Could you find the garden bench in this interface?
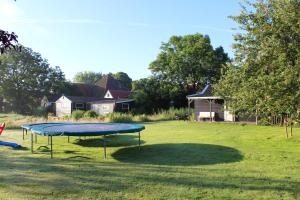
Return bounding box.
[198,112,215,121]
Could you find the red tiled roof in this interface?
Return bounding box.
[65,96,105,102]
[108,90,131,99]
[95,75,129,90]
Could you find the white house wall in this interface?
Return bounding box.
[91,102,115,115]
[55,96,72,117]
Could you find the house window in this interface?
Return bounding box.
[75,103,84,109]
[122,103,129,110]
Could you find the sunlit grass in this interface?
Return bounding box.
[1,121,300,199]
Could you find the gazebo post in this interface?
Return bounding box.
[209,99,212,122]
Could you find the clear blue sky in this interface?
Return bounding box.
[0,0,242,81]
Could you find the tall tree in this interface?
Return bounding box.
[215,0,300,128]
[112,72,132,90]
[0,47,66,114]
[73,71,102,84]
[131,76,170,114]
[149,33,229,93]
[0,30,19,54]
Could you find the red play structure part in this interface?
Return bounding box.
[0,123,5,135]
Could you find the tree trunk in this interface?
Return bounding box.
[285,124,288,138]
[285,116,289,138]
[290,122,293,137]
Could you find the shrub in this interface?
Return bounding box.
[97,115,105,121]
[107,113,133,123]
[135,114,151,122]
[32,106,48,117]
[71,110,85,120]
[154,108,189,121]
[48,112,55,117]
[63,114,70,120]
[83,110,98,118]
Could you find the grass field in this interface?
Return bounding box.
[0,121,300,199]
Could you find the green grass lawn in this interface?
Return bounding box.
[1,121,300,199]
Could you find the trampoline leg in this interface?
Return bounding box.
[50,136,53,159]
[48,136,50,145]
[26,129,27,135]
[68,136,70,143]
[103,136,107,160]
[35,134,37,144]
[30,132,33,153]
[138,132,141,150]
[22,129,25,140]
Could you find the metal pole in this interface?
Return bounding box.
[48,136,50,145]
[50,136,53,159]
[103,136,106,159]
[138,132,141,150]
[30,132,33,153]
[26,129,27,135]
[22,129,25,140]
[209,100,212,122]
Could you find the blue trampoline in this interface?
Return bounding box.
[22,123,145,159]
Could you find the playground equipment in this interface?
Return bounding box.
[22,123,145,159]
[0,123,21,148]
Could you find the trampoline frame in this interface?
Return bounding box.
[22,123,144,159]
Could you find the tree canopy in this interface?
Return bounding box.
[215,0,300,124]
[149,33,229,93]
[73,71,103,84]
[0,30,19,54]
[130,33,229,113]
[0,47,66,114]
[111,72,132,90]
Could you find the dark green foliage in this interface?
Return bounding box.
[71,110,85,120]
[32,106,48,117]
[132,33,229,113]
[0,29,18,54]
[111,72,132,90]
[0,47,66,114]
[149,33,229,93]
[131,77,170,114]
[215,0,300,124]
[83,110,98,118]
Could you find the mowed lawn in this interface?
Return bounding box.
[1,121,300,200]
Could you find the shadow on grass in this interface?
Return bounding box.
[74,135,145,147]
[112,143,243,166]
[0,154,299,197]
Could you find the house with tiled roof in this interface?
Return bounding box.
[54,75,133,117]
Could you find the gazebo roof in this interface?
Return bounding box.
[187,84,223,100]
